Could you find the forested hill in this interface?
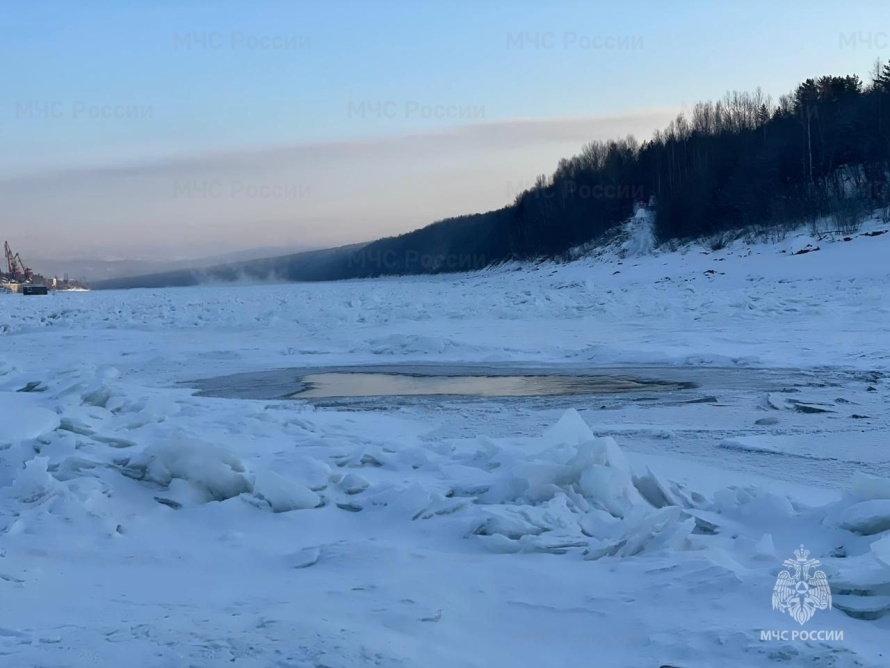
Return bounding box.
[97,63,890,289]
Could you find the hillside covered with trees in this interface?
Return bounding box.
[97,62,890,289]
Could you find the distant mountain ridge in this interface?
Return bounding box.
[36,245,315,283]
[93,243,370,289]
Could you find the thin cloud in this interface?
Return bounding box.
[1,110,676,260]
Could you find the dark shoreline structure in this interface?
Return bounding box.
[97,64,890,290]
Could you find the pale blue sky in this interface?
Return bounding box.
[3,0,889,259]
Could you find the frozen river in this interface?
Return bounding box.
[1,222,889,665]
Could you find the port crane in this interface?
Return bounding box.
[3,241,33,282]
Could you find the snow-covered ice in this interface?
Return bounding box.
[1,219,890,666]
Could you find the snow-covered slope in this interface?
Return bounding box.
[1,217,889,666]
